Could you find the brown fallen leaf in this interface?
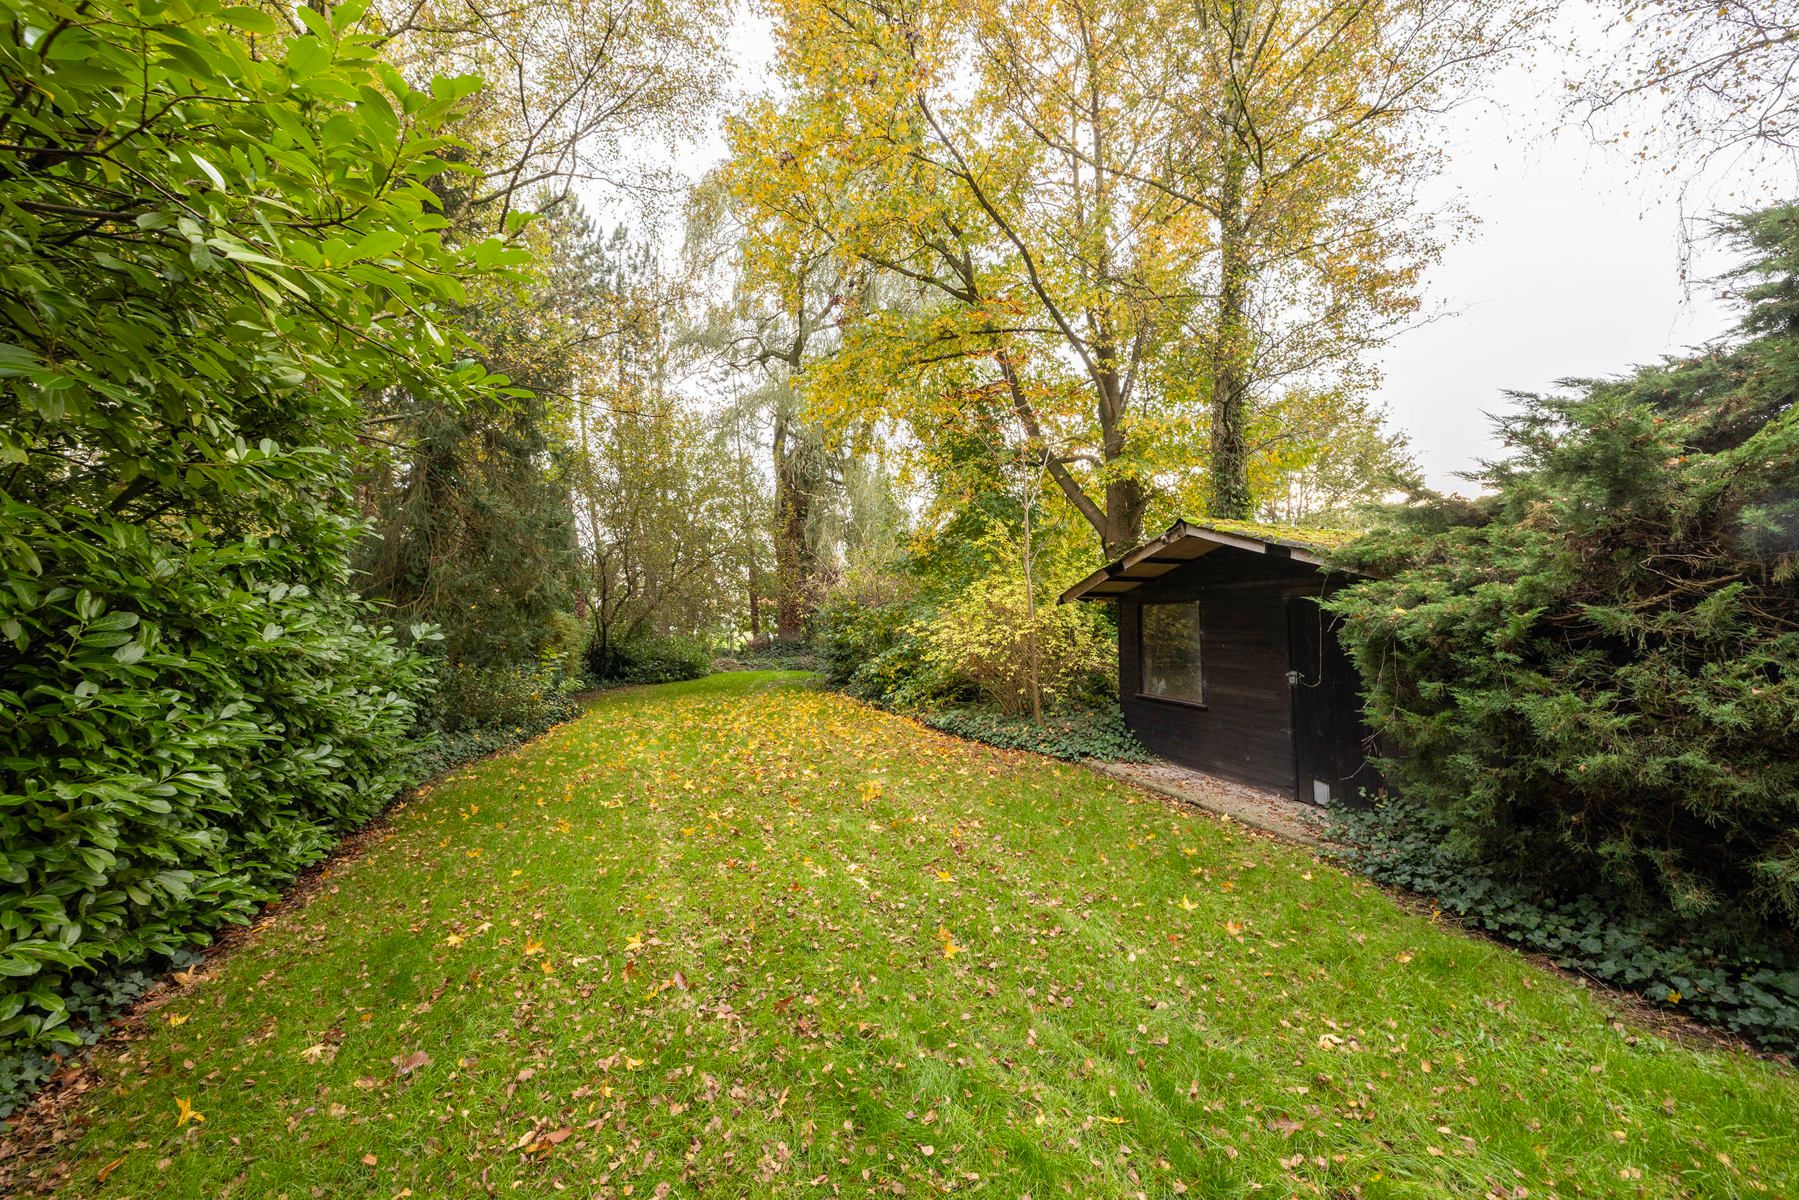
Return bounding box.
[773,994,795,1014]
[362,1153,378,1166]
[96,1158,126,1183]
[392,1049,430,1076]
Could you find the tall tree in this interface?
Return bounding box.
[691,179,851,637]
[354,208,594,667]
[568,229,744,666]
[727,0,1196,557]
[728,0,1528,548]
[350,0,726,667]
[1148,0,1534,517]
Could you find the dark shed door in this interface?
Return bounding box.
[1286,595,1380,806]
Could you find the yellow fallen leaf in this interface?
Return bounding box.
[174,1097,203,1126]
[1176,897,1197,912]
[166,1012,189,1026]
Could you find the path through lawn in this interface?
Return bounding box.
[11,672,1798,1197]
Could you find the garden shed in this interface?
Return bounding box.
[1061,520,1381,806]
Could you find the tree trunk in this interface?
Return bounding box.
[1102,475,1147,560]
[1208,97,1254,520]
[772,407,811,640]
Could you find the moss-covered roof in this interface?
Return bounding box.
[1059,518,1365,603]
[1180,519,1361,555]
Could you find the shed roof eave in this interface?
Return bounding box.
[1058,520,1360,603]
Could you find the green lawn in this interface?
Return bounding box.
[14,672,1798,1197]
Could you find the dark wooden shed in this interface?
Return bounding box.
[1061,520,1381,806]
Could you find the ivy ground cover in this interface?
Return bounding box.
[8,672,1796,1197]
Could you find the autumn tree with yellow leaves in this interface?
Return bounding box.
[725,0,1535,545]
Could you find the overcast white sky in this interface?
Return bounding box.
[681,9,1791,494]
[1371,47,1788,492]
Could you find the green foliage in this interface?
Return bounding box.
[586,633,713,686]
[922,705,1148,763]
[1332,801,1799,1052]
[432,662,577,734]
[356,208,593,674]
[716,639,825,673]
[0,0,518,1069]
[0,503,434,1054]
[817,592,964,711]
[407,703,577,785]
[922,573,1113,716]
[1330,207,1799,940]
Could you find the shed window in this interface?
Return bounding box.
[1139,601,1204,704]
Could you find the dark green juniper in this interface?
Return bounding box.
[1330,207,1799,1046]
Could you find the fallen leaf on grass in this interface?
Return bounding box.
[174,1097,203,1126]
[392,1049,430,1076]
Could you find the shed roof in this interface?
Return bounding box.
[1059,519,1360,603]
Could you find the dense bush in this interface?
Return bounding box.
[0,0,516,1093]
[408,701,578,783]
[1331,208,1799,942]
[817,592,965,710]
[922,573,1113,715]
[1333,801,1799,1052]
[0,505,435,1058]
[433,661,577,734]
[922,706,1148,762]
[586,633,713,686]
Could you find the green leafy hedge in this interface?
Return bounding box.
[0,505,433,1056]
[0,0,520,1106]
[1332,801,1799,1052]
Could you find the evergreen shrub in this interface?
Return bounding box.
[0,0,520,1106]
[1330,207,1799,950]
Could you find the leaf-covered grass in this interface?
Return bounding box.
[14,672,1797,1197]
